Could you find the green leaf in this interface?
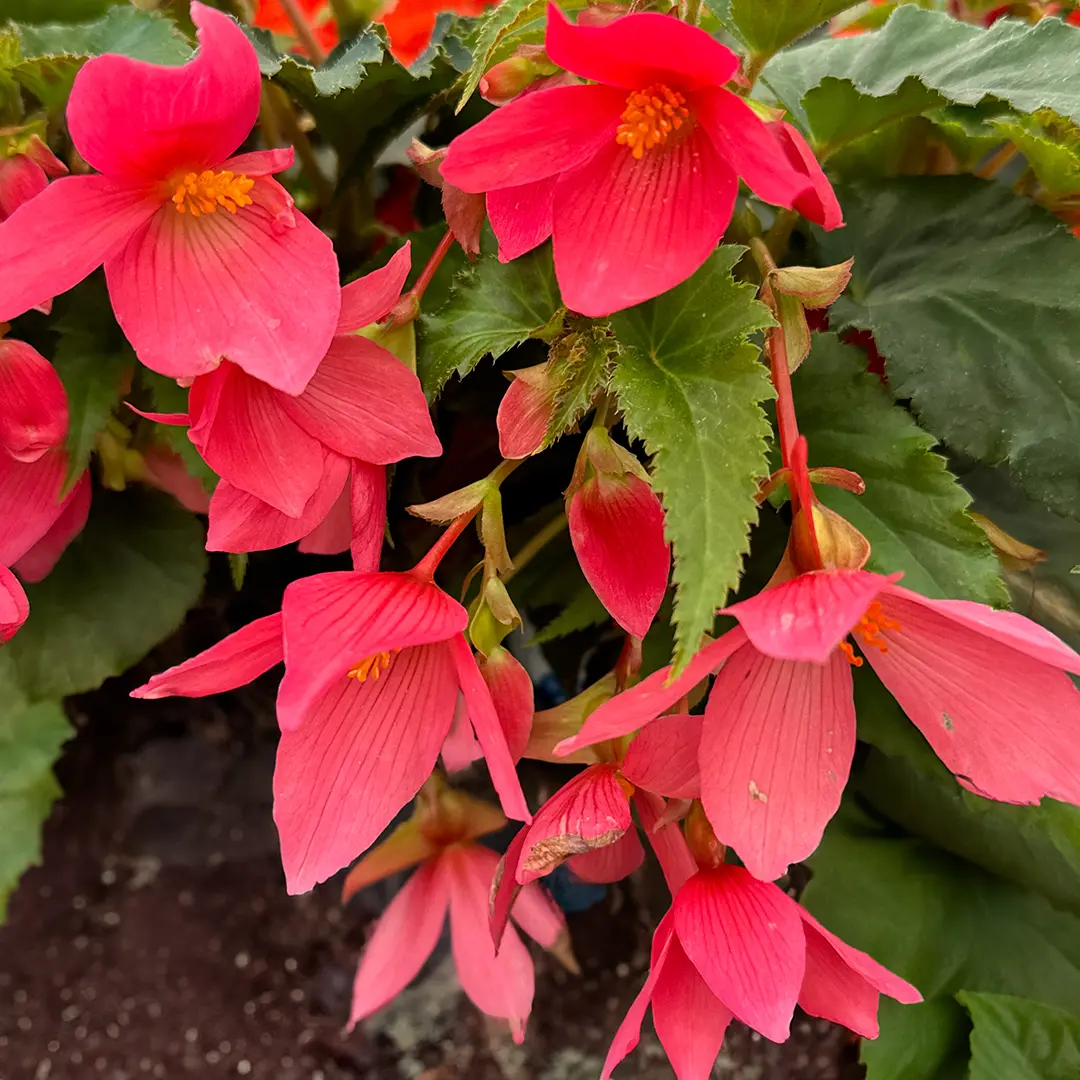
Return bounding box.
[960,992,1080,1080]
[455,0,546,111]
[992,111,1080,195]
[0,691,71,921]
[609,248,775,670]
[529,584,609,645]
[228,552,248,591]
[542,324,615,449]
[764,4,1080,151]
[6,490,207,699]
[730,0,861,60]
[861,998,971,1080]
[1,0,123,20]
[418,241,563,399]
[8,6,189,111]
[818,177,1080,520]
[793,333,1003,604]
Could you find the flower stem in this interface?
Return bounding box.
[277,0,328,64]
[391,228,456,325]
[503,512,569,584]
[976,142,1018,180]
[413,508,481,581]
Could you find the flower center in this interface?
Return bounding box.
[171,169,254,217]
[839,600,901,667]
[615,84,689,159]
[347,650,396,682]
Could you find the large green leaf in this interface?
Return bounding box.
[0,680,71,921]
[960,992,1080,1080]
[8,6,189,111]
[6,490,207,699]
[793,333,1003,604]
[418,240,563,399]
[764,4,1080,151]
[818,177,1080,520]
[609,248,775,670]
[730,0,861,60]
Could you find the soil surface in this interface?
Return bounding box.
[0,601,865,1080]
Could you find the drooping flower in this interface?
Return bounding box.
[441,4,835,316]
[496,362,557,459]
[343,778,572,1044]
[567,426,670,639]
[0,3,339,395]
[132,559,531,893]
[134,245,439,565]
[605,862,920,1077]
[557,568,1080,882]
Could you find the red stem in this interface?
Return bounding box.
[412,228,456,305]
[412,507,479,582]
[767,326,801,491]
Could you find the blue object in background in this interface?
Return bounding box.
[546,863,607,913]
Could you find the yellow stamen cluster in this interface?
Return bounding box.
[347,650,395,683]
[840,600,902,667]
[172,169,254,216]
[615,84,689,159]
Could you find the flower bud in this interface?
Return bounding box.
[497,362,557,459]
[480,56,540,105]
[0,338,69,463]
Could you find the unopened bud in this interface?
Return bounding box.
[480,56,540,105]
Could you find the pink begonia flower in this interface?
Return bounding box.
[0,564,29,643]
[0,339,69,463]
[135,245,437,566]
[0,3,339,395]
[567,427,670,639]
[132,567,531,893]
[497,363,557,459]
[605,863,920,1076]
[476,645,535,763]
[558,568,1080,882]
[441,4,835,316]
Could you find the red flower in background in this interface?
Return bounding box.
[253,0,340,55]
[442,4,837,316]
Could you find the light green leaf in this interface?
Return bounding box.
[794,333,1004,604]
[861,998,971,1080]
[228,552,248,591]
[609,248,775,671]
[730,0,861,60]
[6,490,207,699]
[961,992,1080,1080]
[543,324,615,449]
[0,691,71,921]
[818,177,1080,520]
[764,4,1080,151]
[418,241,563,399]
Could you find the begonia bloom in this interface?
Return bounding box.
[558,569,1080,882]
[497,363,557,459]
[0,3,339,395]
[605,864,920,1077]
[441,4,834,316]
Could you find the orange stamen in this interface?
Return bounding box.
[172,169,254,217]
[840,600,901,667]
[615,84,690,159]
[347,650,395,682]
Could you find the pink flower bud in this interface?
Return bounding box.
[480,56,540,106]
[0,338,69,463]
[477,646,534,763]
[497,363,556,459]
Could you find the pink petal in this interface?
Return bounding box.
[445,844,535,1042]
[621,711,703,799]
[634,789,698,896]
[274,641,459,893]
[222,148,295,177]
[12,472,91,582]
[652,930,733,1080]
[337,243,411,334]
[105,180,340,395]
[0,564,29,643]
[552,128,738,317]
[205,453,350,553]
[280,335,441,464]
[487,178,557,263]
[441,84,626,193]
[0,156,48,221]
[67,1,260,182]
[555,628,747,756]
[347,461,388,572]
[0,448,68,565]
[771,122,843,230]
[450,635,532,823]
[568,472,670,637]
[601,914,676,1080]
[278,570,467,732]
[673,866,805,1043]
[130,613,284,700]
[0,175,158,321]
[797,908,921,1038]
[188,363,324,517]
[476,647,534,763]
[126,405,190,425]
[700,646,855,882]
[695,87,814,213]
[0,339,68,463]
[140,445,211,514]
[441,695,483,773]
[568,827,644,883]
[510,879,568,950]
[497,363,555,458]
[515,763,631,883]
[442,184,486,257]
[884,583,1080,675]
[544,4,739,91]
[490,826,529,950]
[724,569,897,664]
[347,858,449,1028]
[297,480,351,556]
[865,592,1080,805]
